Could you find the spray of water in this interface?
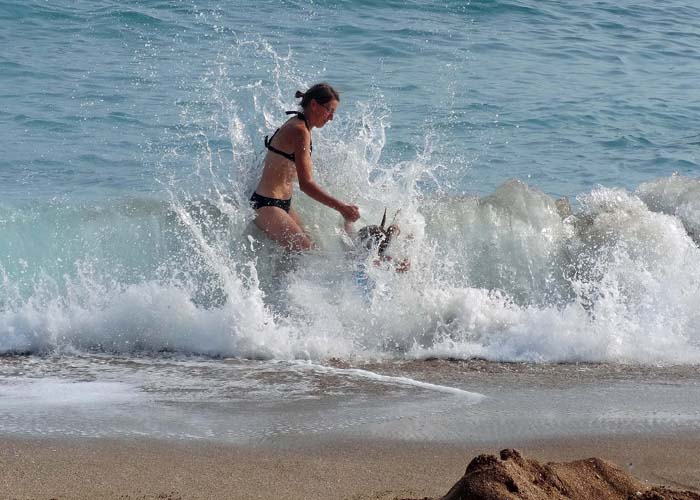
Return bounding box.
[1,38,699,364]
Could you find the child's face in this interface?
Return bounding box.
[378,225,400,256]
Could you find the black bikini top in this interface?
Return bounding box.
[264,111,313,162]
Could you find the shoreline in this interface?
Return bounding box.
[3,357,700,499]
[2,432,699,500]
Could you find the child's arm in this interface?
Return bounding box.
[372,255,411,273]
[394,258,411,273]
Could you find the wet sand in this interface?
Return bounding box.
[2,358,700,499]
[1,433,699,500]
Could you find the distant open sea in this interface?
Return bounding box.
[1,0,700,441]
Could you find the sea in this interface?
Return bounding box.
[1,0,700,444]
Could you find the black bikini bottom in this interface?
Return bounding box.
[249,191,292,213]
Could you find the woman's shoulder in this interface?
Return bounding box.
[283,115,309,133]
[279,117,310,146]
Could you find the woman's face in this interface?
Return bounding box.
[312,98,338,128]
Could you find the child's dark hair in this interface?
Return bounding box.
[357,224,400,257]
[295,83,340,109]
[357,209,401,257]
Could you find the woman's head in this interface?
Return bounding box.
[295,83,340,108]
[295,83,339,128]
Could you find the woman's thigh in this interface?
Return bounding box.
[288,207,303,228]
[254,206,314,251]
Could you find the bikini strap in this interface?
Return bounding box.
[264,128,296,162]
[264,128,278,148]
[284,110,312,152]
[263,112,313,160]
[285,110,310,130]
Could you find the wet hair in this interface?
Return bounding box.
[294,83,340,109]
[357,224,400,257]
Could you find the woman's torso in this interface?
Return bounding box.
[255,116,310,200]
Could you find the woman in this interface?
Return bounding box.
[250,83,360,250]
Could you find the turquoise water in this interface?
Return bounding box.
[2,1,700,364]
[4,0,698,200]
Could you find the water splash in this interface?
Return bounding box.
[2,35,700,364]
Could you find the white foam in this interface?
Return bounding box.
[2,177,700,364]
[636,173,700,242]
[294,362,485,399]
[0,378,138,408]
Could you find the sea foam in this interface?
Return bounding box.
[2,173,699,364]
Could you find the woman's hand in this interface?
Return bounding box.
[339,203,360,222]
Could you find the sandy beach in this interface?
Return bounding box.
[2,358,700,499]
[2,432,699,500]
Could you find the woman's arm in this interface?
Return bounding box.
[293,131,360,221]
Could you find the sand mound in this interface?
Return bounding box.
[435,449,700,500]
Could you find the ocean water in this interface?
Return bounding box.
[2,0,700,441]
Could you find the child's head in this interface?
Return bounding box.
[357,223,400,257]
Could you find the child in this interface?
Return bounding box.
[344,209,411,274]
